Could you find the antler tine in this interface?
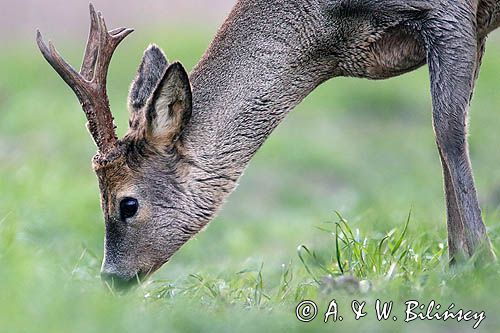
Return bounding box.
[93,11,134,87]
[36,31,88,100]
[36,3,133,155]
[80,3,99,81]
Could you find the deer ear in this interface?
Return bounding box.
[145,62,192,145]
[128,44,169,111]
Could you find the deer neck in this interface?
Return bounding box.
[182,1,337,211]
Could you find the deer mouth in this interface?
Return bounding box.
[100,270,148,292]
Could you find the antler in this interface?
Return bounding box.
[36,3,133,155]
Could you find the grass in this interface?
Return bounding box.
[1,25,500,332]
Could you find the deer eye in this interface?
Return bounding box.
[120,197,139,220]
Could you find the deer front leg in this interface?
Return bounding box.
[438,147,470,261]
[436,38,489,263]
[423,9,495,262]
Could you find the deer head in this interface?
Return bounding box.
[37,4,204,289]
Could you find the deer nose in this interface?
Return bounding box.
[100,269,138,291]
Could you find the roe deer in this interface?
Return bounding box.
[37,1,499,289]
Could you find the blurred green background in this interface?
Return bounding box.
[1,1,500,332]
